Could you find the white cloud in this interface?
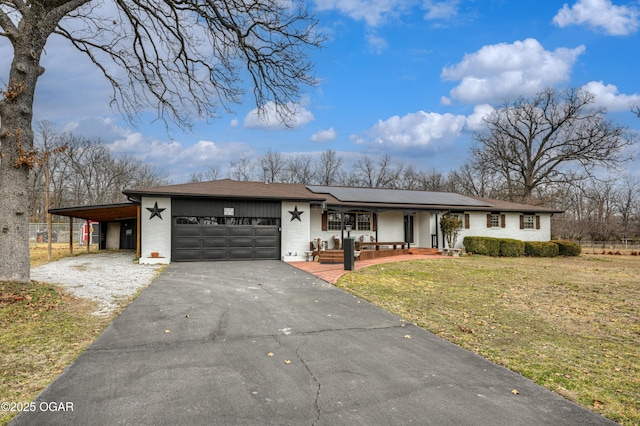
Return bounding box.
[553,0,640,36]
[357,111,467,151]
[60,116,130,141]
[441,38,585,104]
[243,101,314,130]
[423,0,460,20]
[581,81,640,111]
[464,104,495,132]
[366,32,388,54]
[313,0,408,26]
[108,133,251,166]
[311,127,337,142]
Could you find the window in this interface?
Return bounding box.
[520,214,540,230]
[175,216,277,226]
[357,213,371,231]
[486,213,506,228]
[176,216,199,224]
[327,212,343,231]
[326,211,372,231]
[523,215,535,229]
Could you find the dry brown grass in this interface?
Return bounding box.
[29,243,99,268]
[0,244,117,425]
[336,255,639,424]
[0,281,113,425]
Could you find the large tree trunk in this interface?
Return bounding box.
[0,13,46,282]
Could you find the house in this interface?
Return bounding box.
[50,179,562,264]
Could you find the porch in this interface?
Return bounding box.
[290,249,446,284]
[314,246,439,263]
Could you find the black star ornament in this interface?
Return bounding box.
[289,205,304,222]
[147,201,166,220]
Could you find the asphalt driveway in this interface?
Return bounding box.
[12,261,613,425]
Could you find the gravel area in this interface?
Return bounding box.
[30,251,165,316]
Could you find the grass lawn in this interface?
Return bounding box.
[1,244,118,425]
[336,255,639,425]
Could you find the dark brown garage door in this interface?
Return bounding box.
[172,216,280,261]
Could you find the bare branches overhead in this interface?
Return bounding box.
[46,0,323,128]
[1,0,322,281]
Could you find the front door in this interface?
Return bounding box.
[404,215,414,246]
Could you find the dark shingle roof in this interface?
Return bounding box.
[122,179,563,213]
[124,179,325,202]
[307,185,492,208]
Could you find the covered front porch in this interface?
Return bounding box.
[308,206,442,263]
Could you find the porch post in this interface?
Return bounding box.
[136,205,141,258]
[434,214,439,249]
[69,217,74,255]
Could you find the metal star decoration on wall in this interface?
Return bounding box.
[289,205,304,222]
[146,201,166,220]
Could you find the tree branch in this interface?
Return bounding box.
[50,0,323,129]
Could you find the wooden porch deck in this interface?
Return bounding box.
[316,247,440,263]
[290,248,446,284]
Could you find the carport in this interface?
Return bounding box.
[48,203,141,257]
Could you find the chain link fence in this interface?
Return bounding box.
[29,222,100,245]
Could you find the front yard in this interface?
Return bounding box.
[336,255,639,425]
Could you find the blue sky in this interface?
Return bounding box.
[2,0,640,183]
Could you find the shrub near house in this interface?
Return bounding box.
[463,236,580,258]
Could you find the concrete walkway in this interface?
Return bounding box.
[12,261,613,425]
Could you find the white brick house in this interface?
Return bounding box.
[50,179,562,264]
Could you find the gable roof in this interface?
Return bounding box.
[123,179,326,202]
[124,179,562,214]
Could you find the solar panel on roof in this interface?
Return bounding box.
[306,185,491,207]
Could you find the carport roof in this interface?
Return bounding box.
[49,203,138,222]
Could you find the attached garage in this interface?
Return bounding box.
[51,179,561,265]
[170,198,281,261]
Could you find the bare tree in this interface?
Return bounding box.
[29,121,63,222]
[353,154,403,188]
[258,150,287,183]
[49,133,166,206]
[0,0,322,281]
[613,174,640,244]
[189,165,220,183]
[586,180,619,245]
[287,153,316,184]
[471,88,636,204]
[448,161,504,199]
[315,150,343,186]
[228,155,255,181]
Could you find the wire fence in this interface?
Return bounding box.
[29,222,100,245]
[574,240,640,252]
